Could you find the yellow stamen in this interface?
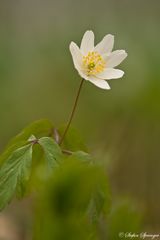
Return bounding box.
[82,51,105,75]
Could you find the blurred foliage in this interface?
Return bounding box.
[0,120,62,210]
[33,154,110,240]
[0,120,143,239]
[107,199,142,240]
[0,120,112,239]
[58,125,88,152]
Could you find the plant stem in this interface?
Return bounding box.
[59,78,84,145]
[62,149,73,155]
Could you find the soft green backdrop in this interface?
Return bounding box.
[0,0,160,231]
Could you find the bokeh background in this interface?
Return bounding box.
[0,0,160,237]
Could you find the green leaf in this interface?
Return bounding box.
[67,152,110,223]
[87,168,111,224]
[0,144,33,210]
[58,125,88,152]
[0,140,28,166]
[0,119,53,166]
[68,151,92,163]
[38,137,63,170]
[6,119,53,149]
[67,152,110,221]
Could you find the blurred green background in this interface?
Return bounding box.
[0,0,160,234]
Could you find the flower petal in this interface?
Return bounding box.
[96,68,124,79]
[69,41,82,69]
[94,34,114,55]
[103,50,127,68]
[69,41,87,79]
[87,76,111,89]
[80,30,94,55]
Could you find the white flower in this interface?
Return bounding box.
[69,30,127,90]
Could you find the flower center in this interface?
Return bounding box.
[82,51,105,75]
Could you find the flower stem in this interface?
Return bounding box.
[59,78,84,145]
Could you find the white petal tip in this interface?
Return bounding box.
[108,34,114,38]
[69,41,76,50]
[117,70,125,78]
[98,84,111,90]
[85,30,94,34]
[103,86,111,90]
[123,50,128,57]
[103,83,111,90]
[87,76,111,89]
[106,34,115,41]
